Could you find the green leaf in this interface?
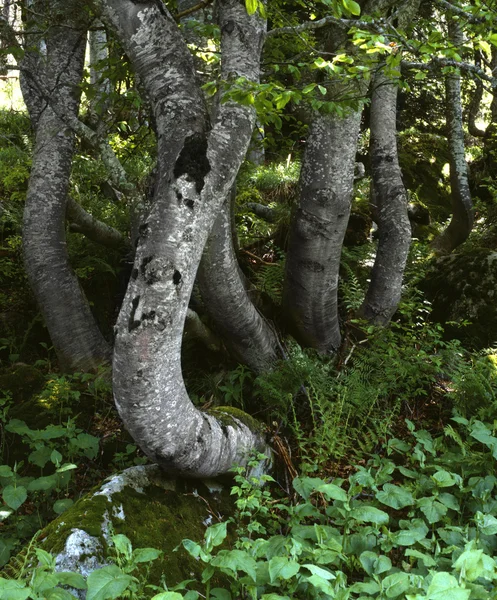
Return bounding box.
[50,449,63,465]
[210,550,257,582]
[56,572,87,590]
[350,506,389,525]
[343,0,361,15]
[376,484,415,509]
[268,557,300,583]
[382,572,411,598]
[151,594,184,600]
[112,534,132,560]
[86,566,133,600]
[3,485,27,510]
[0,465,13,478]
[453,547,494,582]
[56,463,78,473]
[417,497,447,524]
[476,512,497,535]
[204,522,227,550]
[432,470,459,488]
[302,84,317,95]
[28,475,58,491]
[0,578,31,600]
[293,477,323,500]
[405,549,436,567]
[414,71,427,80]
[53,499,74,515]
[210,590,232,600]
[28,446,52,468]
[316,482,348,502]
[301,564,335,580]
[425,572,470,600]
[245,0,257,15]
[132,547,162,564]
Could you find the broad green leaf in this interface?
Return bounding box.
[438,493,459,510]
[301,564,335,580]
[376,484,414,509]
[45,589,78,600]
[210,590,231,600]
[417,497,447,524]
[0,578,31,600]
[210,550,257,582]
[293,477,323,500]
[382,572,411,598]
[476,512,497,535]
[306,573,335,596]
[268,557,300,583]
[343,0,361,15]
[426,572,470,600]
[28,446,52,469]
[3,485,27,510]
[204,522,227,550]
[28,475,58,491]
[350,505,389,525]
[453,547,494,582]
[53,499,74,515]
[261,595,291,600]
[50,449,63,465]
[432,470,459,488]
[151,594,184,600]
[316,482,348,502]
[132,547,162,563]
[302,84,317,95]
[56,572,87,590]
[245,0,257,15]
[35,548,55,568]
[112,534,132,560]
[86,565,133,600]
[0,465,13,478]
[350,580,380,594]
[405,549,436,567]
[56,463,78,473]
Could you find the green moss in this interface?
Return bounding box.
[208,405,266,435]
[26,467,236,589]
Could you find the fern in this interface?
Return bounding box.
[253,258,285,304]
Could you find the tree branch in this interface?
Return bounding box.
[67,197,129,250]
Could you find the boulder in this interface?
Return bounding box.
[22,465,234,591]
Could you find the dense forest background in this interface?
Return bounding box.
[2,0,497,598]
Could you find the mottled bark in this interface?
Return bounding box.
[98,0,268,476]
[22,18,111,371]
[432,17,473,254]
[360,68,411,325]
[283,104,364,352]
[198,198,279,373]
[467,52,485,138]
[67,198,128,250]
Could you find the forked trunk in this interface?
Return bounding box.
[98,0,269,476]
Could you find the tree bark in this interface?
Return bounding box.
[66,197,128,250]
[22,14,111,371]
[283,103,364,352]
[98,0,269,477]
[198,198,279,373]
[88,19,111,125]
[432,17,473,255]
[359,67,412,325]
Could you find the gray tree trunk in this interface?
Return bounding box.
[97,0,269,477]
[359,68,411,324]
[22,14,111,371]
[432,17,473,254]
[198,198,279,373]
[283,104,363,352]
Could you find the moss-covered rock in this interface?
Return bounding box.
[33,465,235,589]
[421,249,497,348]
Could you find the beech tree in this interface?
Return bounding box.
[2,0,495,476]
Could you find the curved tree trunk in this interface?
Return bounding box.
[283,104,364,352]
[22,17,111,371]
[198,198,279,373]
[432,17,473,255]
[359,68,411,324]
[99,0,269,477]
[88,19,111,125]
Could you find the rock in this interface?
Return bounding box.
[20,465,235,591]
[421,248,497,348]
